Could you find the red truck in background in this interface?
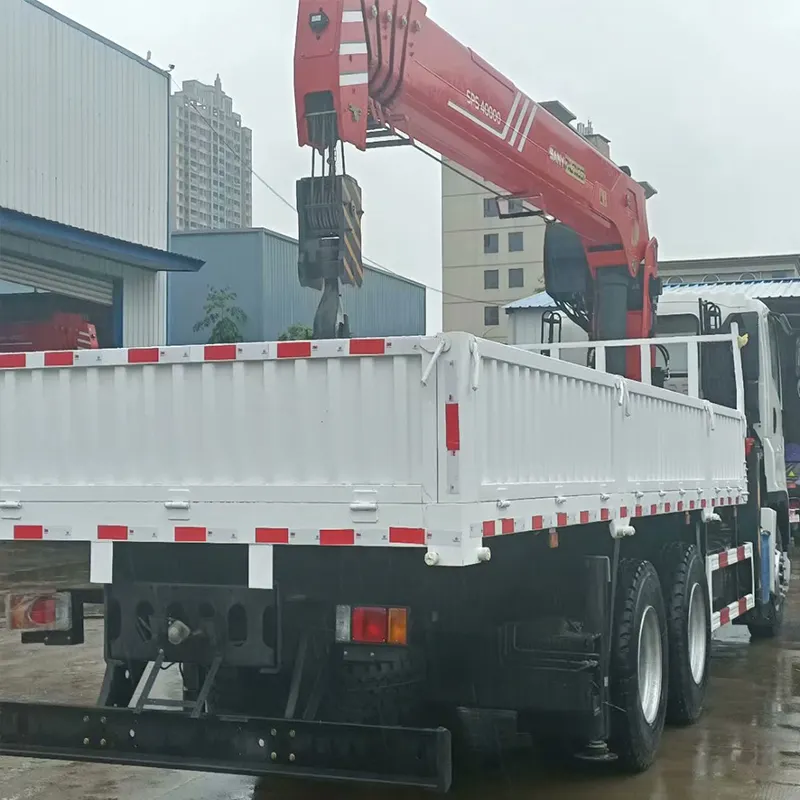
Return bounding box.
[0,312,98,354]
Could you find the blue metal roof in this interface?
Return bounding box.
[506,278,800,312]
[0,207,204,273]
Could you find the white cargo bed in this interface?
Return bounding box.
[0,331,747,586]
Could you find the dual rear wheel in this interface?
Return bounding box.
[610,544,710,772]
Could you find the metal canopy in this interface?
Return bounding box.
[506,279,800,313]
[0,207,204,274]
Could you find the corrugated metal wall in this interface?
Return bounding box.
[168,231,266,344]
[123,269,167,347]
[168,229,426,344]
[0,0,169,250]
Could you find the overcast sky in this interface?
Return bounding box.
[47,0,800,331]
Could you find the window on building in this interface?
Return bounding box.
[484,269,499,290]
[703,274,720,283]
[484,306,500,327]
[508,198,524,214]
[508,232,524,252]
[508,268,524,289]
[483,198,499,217]
[739,272,758,281]
[484,233,499,254]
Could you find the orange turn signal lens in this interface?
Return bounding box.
[387,607,408,645]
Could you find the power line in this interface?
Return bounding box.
[171,80,517,308]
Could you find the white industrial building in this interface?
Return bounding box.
[0,0,203,347]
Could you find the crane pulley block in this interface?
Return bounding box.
[296,174,364,290]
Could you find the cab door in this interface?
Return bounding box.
[761,315,786,495]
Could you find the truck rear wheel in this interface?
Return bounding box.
[323,649,426,727]
[610,559,668,773]
[658,543,710,725]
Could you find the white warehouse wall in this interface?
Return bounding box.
[0,0,171,345]
[123,270,167,348]
[0,0,170,247]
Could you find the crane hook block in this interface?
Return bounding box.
[296,174,364,290]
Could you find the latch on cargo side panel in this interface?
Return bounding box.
[0,490,21,520]
[420,335,450,386]
[164,490,191,521]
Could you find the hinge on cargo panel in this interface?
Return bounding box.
[350,490,378,523]
[0,490,22,520]
[165,490,191,520]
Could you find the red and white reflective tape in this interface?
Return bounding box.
[0,337,416,372]
[7,523,429,548]
[340,0,368,87]
[707,541,753,573]
[712,593,755,631]
[477,492,746,537]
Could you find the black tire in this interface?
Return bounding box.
[609,559,668,773]
[657,543,710,725]
[323,649,426,726]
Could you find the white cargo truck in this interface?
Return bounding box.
[0,319,776,790]
[0,0,786,786]
[511,281,796,602]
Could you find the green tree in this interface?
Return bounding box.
[193,286,247,344]
[279,323,313,341]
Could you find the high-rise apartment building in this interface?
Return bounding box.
[171,75,253,231]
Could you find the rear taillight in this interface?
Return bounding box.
[387,607,408,645]
[7,593,71,632]
[745,437,756,457]
[335,605,409,645]
[353,607,388,643]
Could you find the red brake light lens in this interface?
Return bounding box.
[29,597,56,626]
[351,607,388,644]
[7,593,71,631]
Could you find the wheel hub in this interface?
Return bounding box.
[687,582,708,685]
[638,605,663,725]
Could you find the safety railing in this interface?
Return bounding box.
[513,324,746,415]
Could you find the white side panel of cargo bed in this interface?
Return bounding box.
[476,351,618,497]
[0,349,439,508]
[446,335,747,505]
[619,384,746,492]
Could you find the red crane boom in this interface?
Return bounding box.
[294,0,661,378]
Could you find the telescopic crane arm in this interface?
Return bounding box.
[294,0,661,378]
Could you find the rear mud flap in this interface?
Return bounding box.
[0,701,452,792]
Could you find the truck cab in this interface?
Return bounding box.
[656,290,793,544]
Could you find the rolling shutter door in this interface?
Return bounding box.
[0,258,113,306]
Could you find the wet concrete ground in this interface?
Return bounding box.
[2,545,800,799]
